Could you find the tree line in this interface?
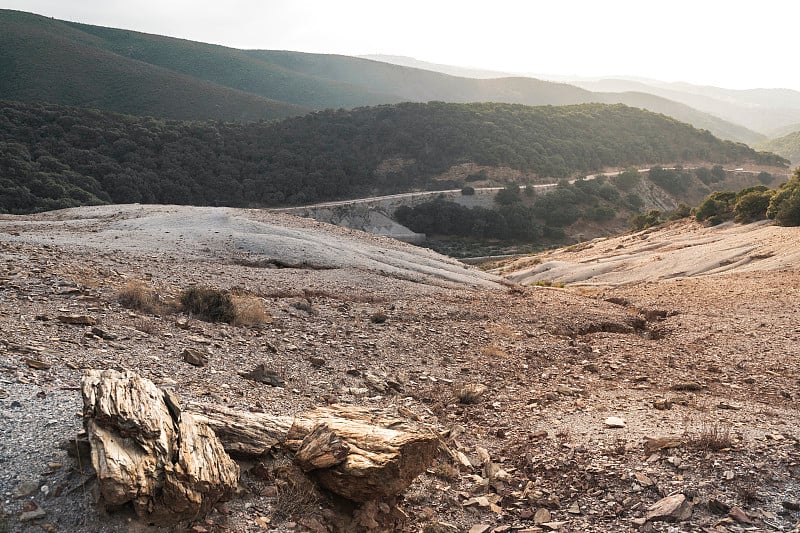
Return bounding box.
[0,99,787,214]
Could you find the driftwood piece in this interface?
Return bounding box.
[81,370,239,525]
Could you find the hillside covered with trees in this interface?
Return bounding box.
[758,130,800,167]
[0,99,787,214]
[0,9,764,143]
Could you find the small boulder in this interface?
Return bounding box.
[239,364,285,387]
[56,314,96,326]
[182,347,209,367]
[457,383,488,404]
[604,416,626,428]
[646,493,693,522]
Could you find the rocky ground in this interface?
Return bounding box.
[0,206,798,532]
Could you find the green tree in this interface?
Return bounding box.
[495,184,521,205]
[615,167,641,191]
[711,164,726,182]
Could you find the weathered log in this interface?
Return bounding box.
[287,406,440,502]
[190,402,293,458]
[294,423,350,471]
[191,403,439,502]
[81,370,239,525]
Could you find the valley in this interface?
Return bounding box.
[1,6,800,532]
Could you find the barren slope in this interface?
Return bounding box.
[1,207,798,533]
[498,219,800,287]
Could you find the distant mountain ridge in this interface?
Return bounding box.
[0,9,766,144]
[570,78,800,137]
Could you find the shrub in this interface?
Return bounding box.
[180,287,236,323]
[734,189,774,223]
[495,184,521,205]
[631,210,663,230]
[587,205,616,221]
[767,169,800,226]
[695,167,712,185]
[711,164,726,182]
[757,171,773,185]
[668,203,692,220]
[118,280,160,314]
[695,191,736,225]
[461,186,475,195]
[625,193,644,211]
[370,311,388,324]
[465,170,487,182]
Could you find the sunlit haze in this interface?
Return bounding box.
[1,0,798,90]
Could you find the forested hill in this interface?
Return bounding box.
[0,99,786,214]
[0,10,309,122]
[0,9,763,143]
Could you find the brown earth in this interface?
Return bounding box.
[0,206,798,533]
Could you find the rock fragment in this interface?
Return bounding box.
[239,364,285,387]
[604,416,626,428]
[646,493,693,522]
[56,314,96,326]
[182,347,209,367]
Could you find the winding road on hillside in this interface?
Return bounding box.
[276,166,769,212]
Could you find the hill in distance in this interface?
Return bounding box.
[0,10,309,122]
[571,78,800,138]
[758,130,800,166]
[0,9,765,144]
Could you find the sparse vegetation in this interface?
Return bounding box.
[369,311,388,324]
[290,299,318,315]
[767,168,800,226]
[631,209,664,230]
[271,473,320,522]
[179,287,236,323]
[231,295,271,327]
[118,280,161,314]
[530,280,566,288]
[684,421,733,451]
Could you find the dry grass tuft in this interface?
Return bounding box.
[271,475,319,522]
[684,421,733,451]
[180,286,236,323]
[481,344,509,358]
[131,316,159,335]
[232,295,272,327]
[118,280,161,314]
[455,383,488,404]
[431,460,460,481]
[370,311,388,324]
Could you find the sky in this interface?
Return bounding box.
[1,0,798,90]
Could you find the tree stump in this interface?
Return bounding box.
[81,370,239,525]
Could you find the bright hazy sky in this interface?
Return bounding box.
[2,0,798,90]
